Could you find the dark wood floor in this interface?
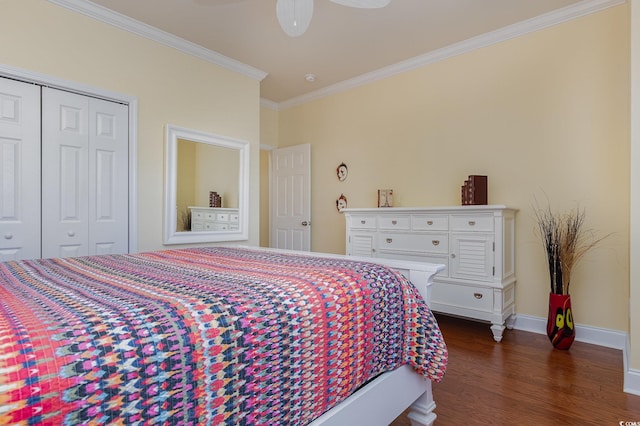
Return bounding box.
[391,314,640,425]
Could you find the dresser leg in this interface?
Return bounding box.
[505,313,517,330]
[490,322,505,342]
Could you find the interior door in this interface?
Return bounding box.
[42,87,129,258]
[270,144,311,251]
[42,88,90,258]
[88,96,129,255]
[0,77,41,261]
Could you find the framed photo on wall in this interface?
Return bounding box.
[378,189,393,207]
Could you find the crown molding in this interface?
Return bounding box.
[47,0,268,82]
[260,98,280,111]
[276,0,625,110]
[47,0,624,109]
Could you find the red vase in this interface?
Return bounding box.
[546,293,575,350]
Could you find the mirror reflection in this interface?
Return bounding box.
[176,139,240,232]
[164,124,249,245]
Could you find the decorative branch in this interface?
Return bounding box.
[534,202,609,295]
[181,209,192,232]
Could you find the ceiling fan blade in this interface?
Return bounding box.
[329,0,391,8]
[277,0,314,37]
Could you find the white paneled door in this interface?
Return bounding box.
[0,78,41,261]
[270,144,311,251]
[42,87,128,258]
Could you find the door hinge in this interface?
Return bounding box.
[493,266,495,276]
[493,242,495,252]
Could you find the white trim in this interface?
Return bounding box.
[625,369,640,396]
[0,63,139,254]
[514,313,640,395]
[513,314,640,395]
[629,0,640,399]
[163,125,250,245]
[260,98,280,111]
[624,335,640,395]
[47,0,623,109]
[276,0,625,110]
[513,314,627,350]
[47,0,268,82]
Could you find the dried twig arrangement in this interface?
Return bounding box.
[534,203,609,295]
[181,209,192,232]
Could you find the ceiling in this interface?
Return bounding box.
[88,0,585,105]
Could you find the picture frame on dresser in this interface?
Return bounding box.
[343,205,517,342]
[378,189,393,207]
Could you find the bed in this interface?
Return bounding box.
[0,246,447,425]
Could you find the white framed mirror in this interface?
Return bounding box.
[164,124,249,244]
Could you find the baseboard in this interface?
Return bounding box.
[625,369,640,396]
[512,314,627,349]
[513,314,640,395]
[623,335,640,396]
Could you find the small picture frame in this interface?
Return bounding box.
[336,162,348,181]
[378,189,393,208]
[336,193,348,211]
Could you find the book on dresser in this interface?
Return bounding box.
[343,205,517,342]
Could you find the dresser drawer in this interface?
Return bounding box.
[349,215,377,229]
[411,214,449,231]
[378,232,448,254]
[450,214,494,232]
[217,213,230,222]
[378,215,410,230]
[205,222,228,230]
[192,210,205,220]
[431,282,493,313]
[230,214,239,223]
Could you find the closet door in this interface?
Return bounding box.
[42,88,128,258]
[0,78,41,261]
[89,96,129,255]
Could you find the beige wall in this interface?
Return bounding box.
[276,5,631,335]
[194,144,240,208]
[259,149,271,247]
[176,139,196,231]
[1,0,261,250]
[259,106,280,247]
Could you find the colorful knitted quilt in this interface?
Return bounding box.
[0,247,447,425]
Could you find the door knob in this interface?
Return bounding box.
[301,221,311,226]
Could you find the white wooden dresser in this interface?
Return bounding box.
[189,207,240,231]
[343,205,517,342]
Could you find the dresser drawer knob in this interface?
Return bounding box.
[451,253,456,259]
[4,233,13,240]
[386,238,393,244]
[360,220,366,224]
[474,293,483,299]
[432,240,440,246]
[68,231,75,237]
[468,220,476,226]
[427,220,433,225]
[392,220,397,225]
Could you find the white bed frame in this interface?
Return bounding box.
[247,247,445,426]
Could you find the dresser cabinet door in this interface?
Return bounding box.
[348,233,376,257]
[450,233,494,281]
